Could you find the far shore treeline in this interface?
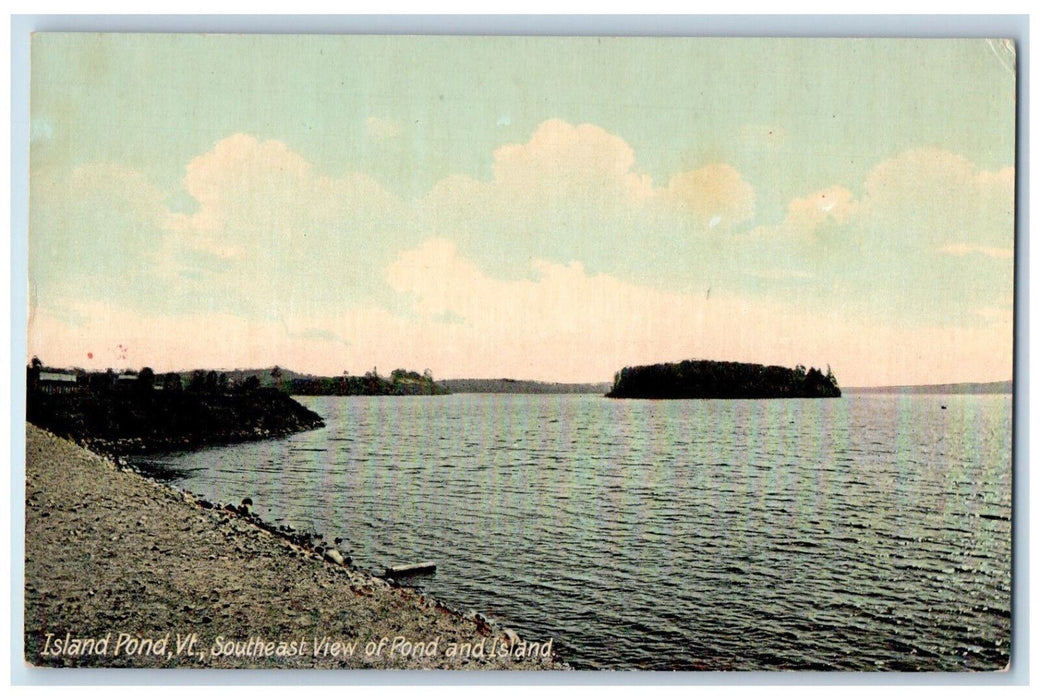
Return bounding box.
[26,358,329,455]
[28,361,448,397]
[438,378,612,394]
[288,368,448,396]
[24,360,452,454]
[607,359,841,399]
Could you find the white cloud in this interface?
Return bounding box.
[380,240,1010,385]
[746,185,855,241]
[859,148,1014,248]
[416,119,760,284]
[785,186,856,231]
[425,119,757,227]
[661,164,756,229]
[28,126,1015,385]
[734,149,1014,324]
[745,149,1012,251]
[29,235,1013,386]
[490,119,651,201]
[156,133,412,315]
[167,133,398,257]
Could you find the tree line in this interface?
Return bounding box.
[27,359,448,397]
[607,359,841,399]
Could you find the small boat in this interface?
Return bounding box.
[385,561,437,577]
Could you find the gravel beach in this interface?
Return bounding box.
[23,424,566,670]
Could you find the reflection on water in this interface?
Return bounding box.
[146,394,1012,670]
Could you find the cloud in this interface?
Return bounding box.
[661,164,756,229]
[785,186,856,232]
[379,240,1011,385]
[745,149,1012,250]
[417,119,759,286]
[746,185,855,241]
[732,148,1013,326]
[168,133,398,256]
[160,134,413,315]
[33,133,422,321]
[28,232,1013,385]
[425,119,757,226]
[491,119,652,200]
[28,125,1014,385]
[859,147,1014,248]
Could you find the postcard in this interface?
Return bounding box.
[23,33,1015,672]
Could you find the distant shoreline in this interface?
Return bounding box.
[438,378,611,394]
[843,380,1012,395]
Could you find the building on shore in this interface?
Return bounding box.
[34,371,82,395]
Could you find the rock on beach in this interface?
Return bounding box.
[23,424,565,670]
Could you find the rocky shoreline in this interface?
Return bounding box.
[27,388,326,457]
[23,424,566,670]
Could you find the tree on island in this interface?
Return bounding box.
[163,372,183,392]
[27,356,43,392]
[188,370,206,393]
[136,367,155,392]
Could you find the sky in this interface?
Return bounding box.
[27,34,1016,385]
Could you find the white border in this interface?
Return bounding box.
[5,12,1031,693]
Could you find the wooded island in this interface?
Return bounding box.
[606,360,841,399]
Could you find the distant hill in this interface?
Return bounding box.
[440,378,612,394]
[181,367,447,396]
[606,359,841,399]
[845,380,1013,395]
[193,367,309,389]
[290,369,447,396]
